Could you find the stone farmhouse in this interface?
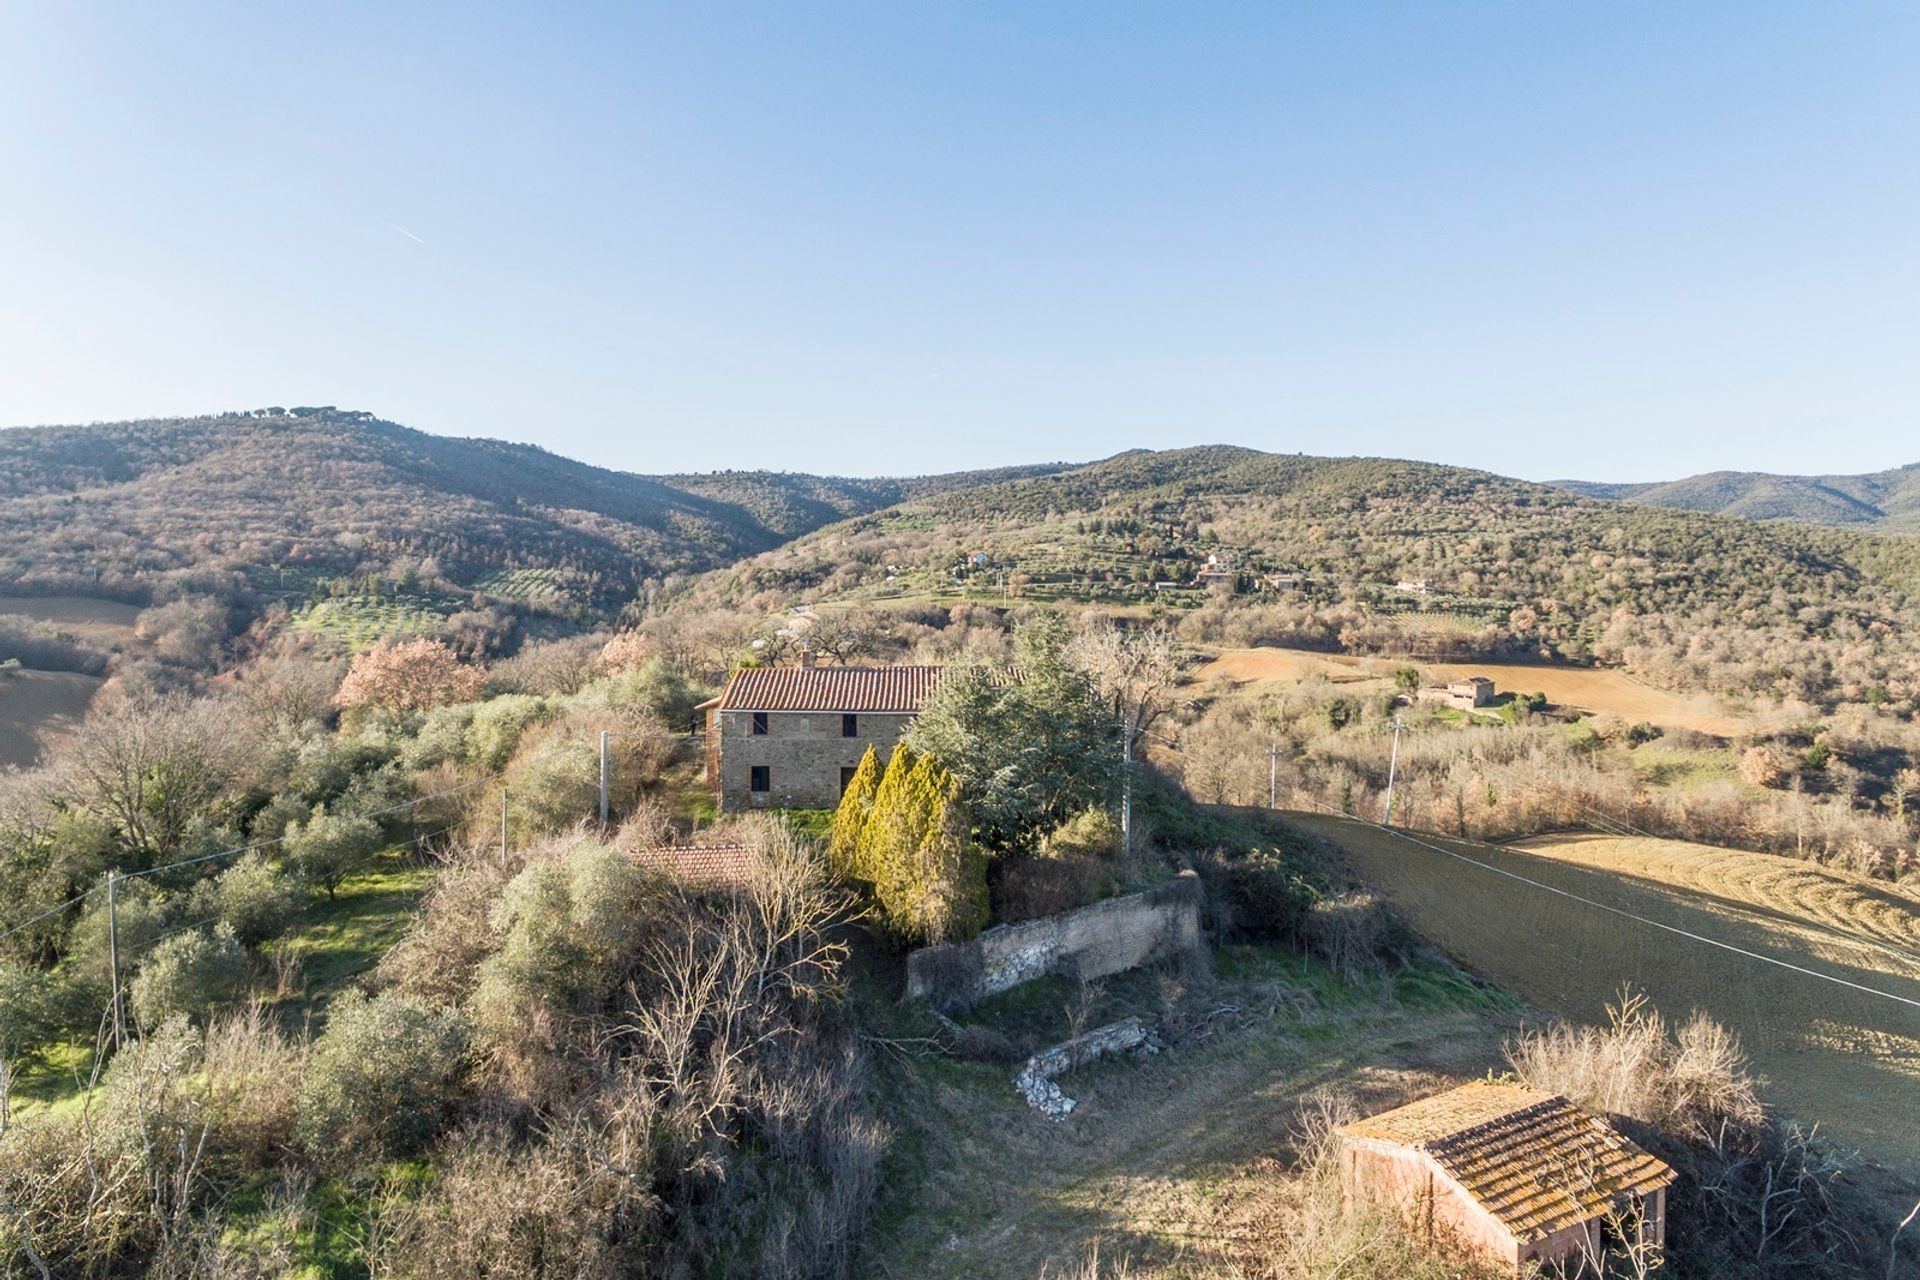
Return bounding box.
[1337,1082,1674,1274]
[1419,675,1496,711]
[699,664,945,811]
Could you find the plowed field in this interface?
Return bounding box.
[1292,814,1920,1175]
[1197,646,1744,736]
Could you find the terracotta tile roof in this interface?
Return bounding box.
[630,842,757,889]
[715,665,945,713]
[1340,1083,1675,1242]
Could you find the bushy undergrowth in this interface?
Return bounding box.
[1507,992,1913,1279]
[0,824,883,1279]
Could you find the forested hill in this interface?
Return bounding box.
[0,408,1069,601]
[702,443,1920,669]
[1554,463,1920,532]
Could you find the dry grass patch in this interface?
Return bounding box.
[866,949,1520,1278]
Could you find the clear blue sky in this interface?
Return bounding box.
[2,3,1916,481]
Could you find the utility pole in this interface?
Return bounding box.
[598,730,610,828]
[1382,720,1407,827]
[1119,717,1133,857]
[105,872,124,1051]
[1268,742,1279,809]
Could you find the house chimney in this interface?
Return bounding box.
[798,649,815,668]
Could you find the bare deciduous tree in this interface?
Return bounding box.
[60,692,241,863]
[1069,621,1181,751]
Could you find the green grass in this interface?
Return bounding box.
[781,807,836,842]
[217,1160,434,1280]
[6,1040,99,1120]
[861,940,1518,1277]
[1629,742,1739,790]
[267,853,436,1023]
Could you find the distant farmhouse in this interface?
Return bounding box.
[1419,675,1496,711]
[700,663,944,811]
[1338,1083,1674,1273]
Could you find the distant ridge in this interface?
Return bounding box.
[1553,463,1920,532]
[0,407,1074,599]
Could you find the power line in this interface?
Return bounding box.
[1303,803,1920,1013]
[1564,802,1920,972]
[0,773,499,944]
[0,887,104,948]
[121,772,500,883]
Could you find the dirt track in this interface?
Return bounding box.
[1292,814,1920,1177]
[1197,646,1744,736]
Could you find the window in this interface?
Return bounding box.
[751,711,768,736]
[750,765,770,794]
[840,766,858,795]
[841,713,858,738]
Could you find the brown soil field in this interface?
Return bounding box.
[0,669,103,768]
[1292,813,1920,1177]
[0,594,140,644]
[1512,833,1920,968]
[1196,646,1745,736]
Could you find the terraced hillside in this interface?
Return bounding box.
[1291,814,1920,1176]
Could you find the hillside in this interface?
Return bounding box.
[698,442,1920,629]
[0,408,1071,605]
[1556,463,1920,532]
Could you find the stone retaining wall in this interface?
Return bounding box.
[905,872,1203,1007]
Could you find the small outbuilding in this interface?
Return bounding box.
[1420,675,1497,710]
[1337,1082,1675,1274]
[630,842,758,891]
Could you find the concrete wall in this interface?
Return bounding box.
[904,873,1203,1007]
[710,708,913,811]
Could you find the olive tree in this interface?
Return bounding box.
[129,925,248,1030]
[296,989,468,1162]
[283,808,382,899]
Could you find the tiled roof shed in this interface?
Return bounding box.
[630,842,758,890]
[711,665,945,713]
[1338,1082,1675,1269]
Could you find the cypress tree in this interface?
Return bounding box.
[911,761,988,943]
[827,744,882,883]
[861,745,919,912]
[869,753,989,946]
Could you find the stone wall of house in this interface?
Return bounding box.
[711,708,914,811]
[904,873,1204,1007]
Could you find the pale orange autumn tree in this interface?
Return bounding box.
[334,637,485,713]
[593,629,651,677]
